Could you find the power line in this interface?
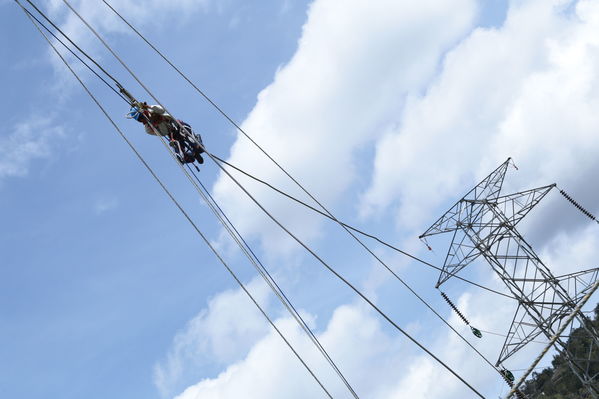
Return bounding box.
[183,166,361,398]
[143,119,362,397]
[207,148,486,398]
[97,3,599,396]
[23,0,122,87]
[27,0,358,393]
[15,7,352,392]
[145,113,358,397]
[97,0,507,331]
[41,1,484,395]
[211,154,512,300]
[98,5,511,363]
[19,4,128,103]
[206,157,502,374]
[125,67,359,397]
[16,4,334,397]
[33,0,357,394]
[63,3,483,393]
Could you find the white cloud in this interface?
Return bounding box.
[355,0,599,393]
[24,0,211,95]
[12,0,213,168]
[45,0,210,37]
[160,0,599,398]
[212,0,477,256]
[171,315,330,399]
[168,302,407,399]
[167,292,526,399]
[361,0,599,234]
[541,222,599,277]
[93,196,118,214]
[0,117,65,182]
[154,277,272,398]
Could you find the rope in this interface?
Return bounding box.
[499,371,527,399]
[211,155,512,299]
[504,278,599,398]
[559,188,599,224]
[17,6,333,397]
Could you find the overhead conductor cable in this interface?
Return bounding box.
[52,0,484,396]
[15,2,333,397]
[22,0,358,395]
[20,6,128,103]
[97,4,510,388]
[211,154,512,299]
[185,168,361,399]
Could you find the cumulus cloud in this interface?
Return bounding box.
[154,278,273,398]
[171,315,332,399]
[212,0,477,255]
[541,222,599,277]
[168,301,408,399]
[0,117,65,182]
[357,0,599,391]
[160,0,599,398]
[167,290,528,399]
[362,0,599,235]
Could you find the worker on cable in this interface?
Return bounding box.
[128,103,204,165]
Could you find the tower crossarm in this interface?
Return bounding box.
[433,186,554,287]
[555,268,599,303]
[419,158,512,239]
[420,159,599,397]
[493,184,556,226]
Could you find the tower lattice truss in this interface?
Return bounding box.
[420,158,599,397]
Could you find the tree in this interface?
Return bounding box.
[520,303,599,399]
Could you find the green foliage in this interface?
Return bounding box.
[519,304,599,399]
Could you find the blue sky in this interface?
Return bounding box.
[1,1,599,399]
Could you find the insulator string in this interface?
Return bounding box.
[559,189,598,223]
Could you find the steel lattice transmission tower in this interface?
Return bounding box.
[419,158,599,398]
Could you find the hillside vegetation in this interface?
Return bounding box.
[520,304,599,398]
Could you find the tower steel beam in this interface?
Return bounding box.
[420,158,599,398]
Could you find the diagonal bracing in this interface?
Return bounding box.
[420,158,599,398]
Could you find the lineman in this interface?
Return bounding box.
[129,103,204,165]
